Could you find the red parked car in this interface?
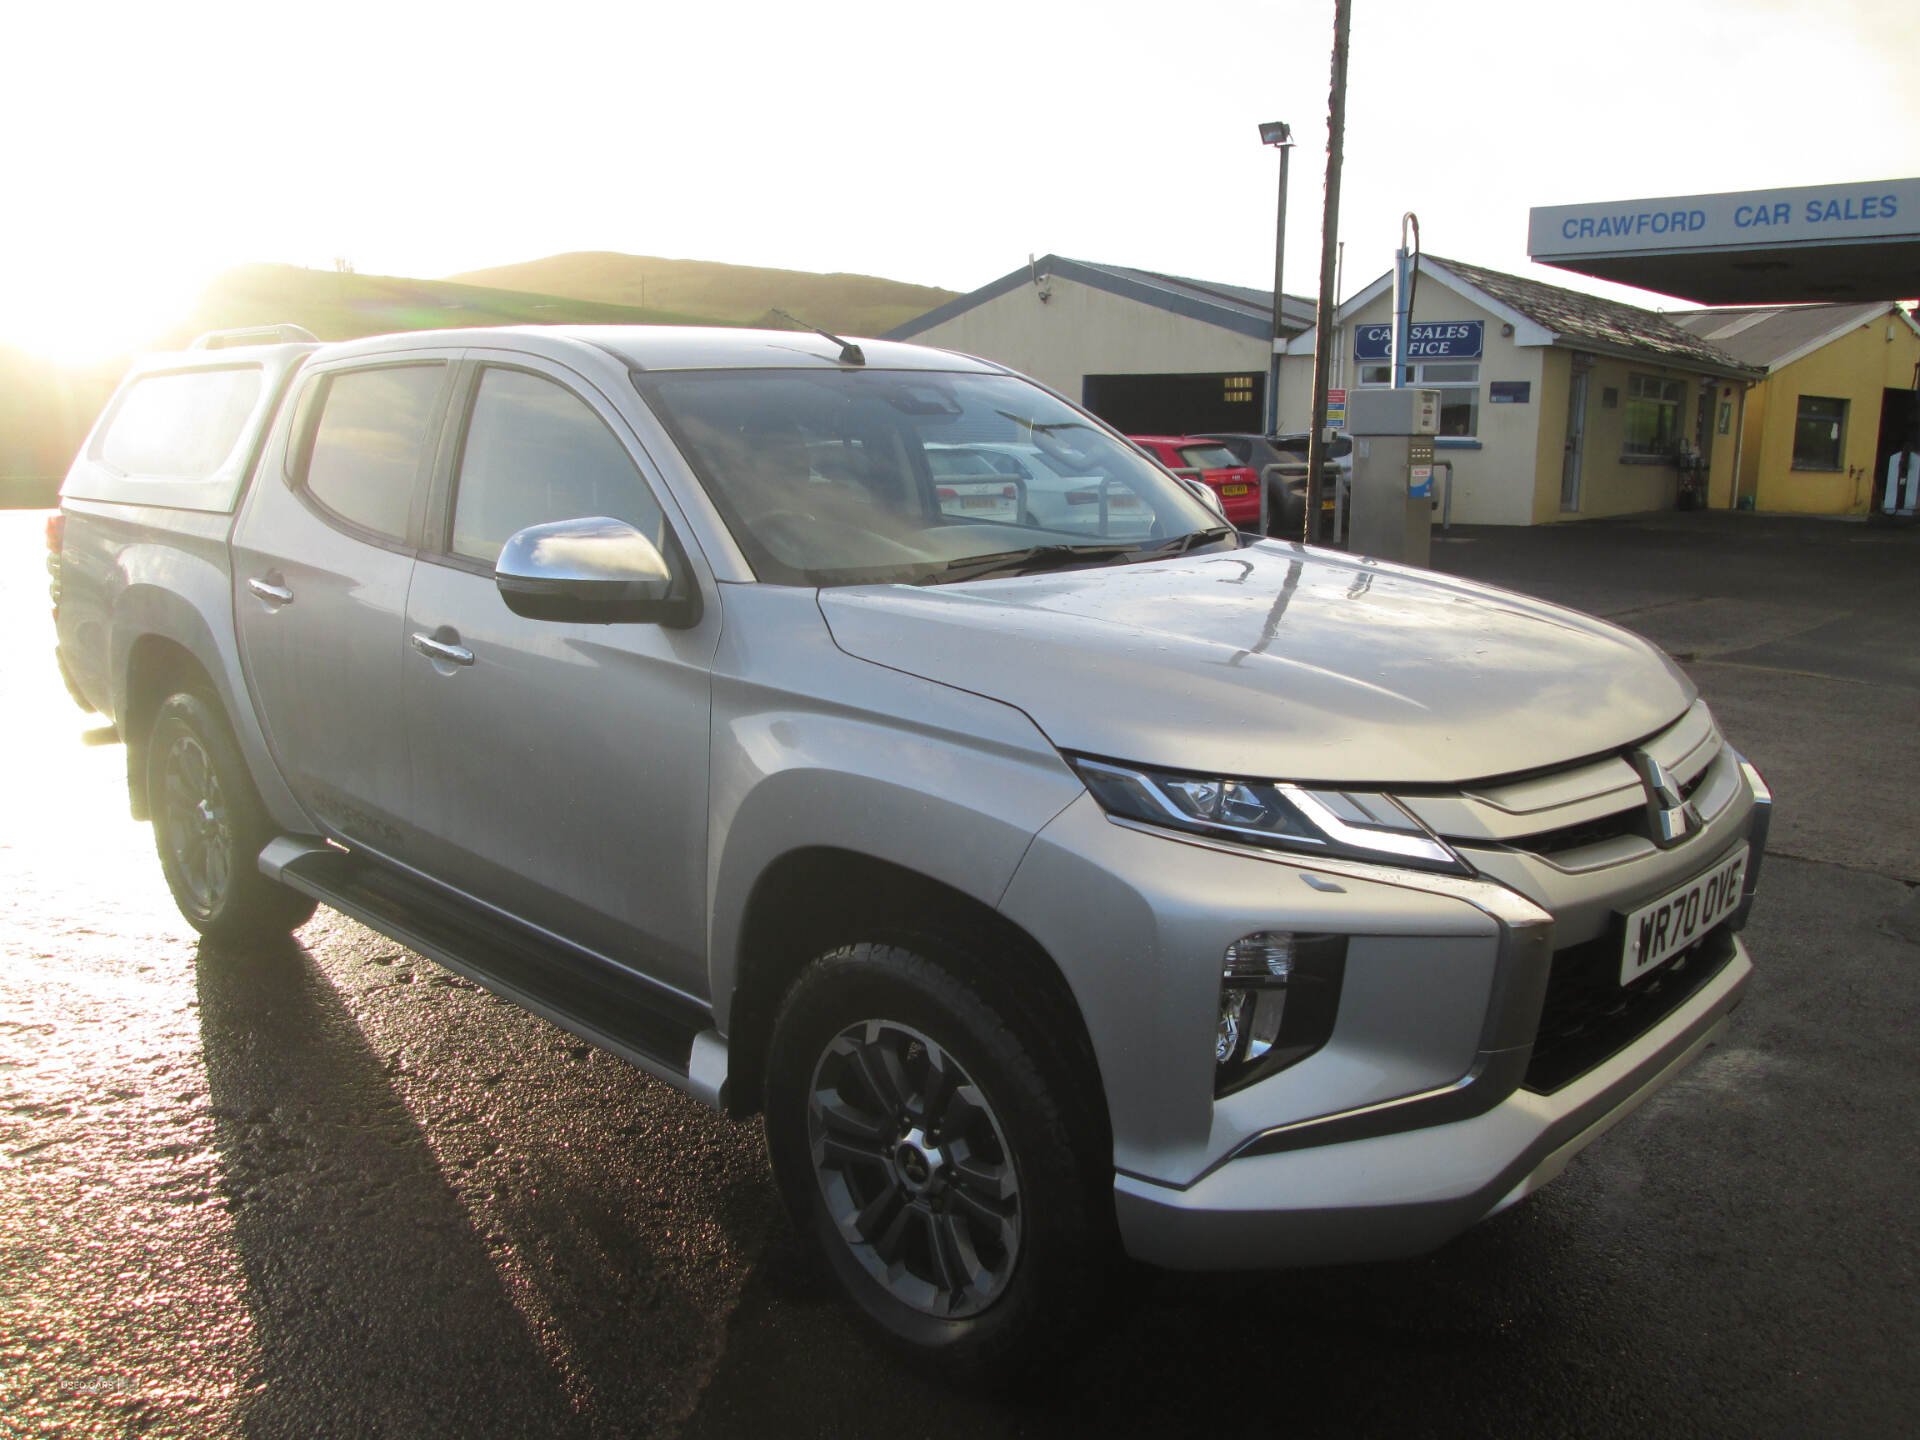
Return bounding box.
[1128,435,1262,528]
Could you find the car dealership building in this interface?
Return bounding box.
[890,178,1918,526]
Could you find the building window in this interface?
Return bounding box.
[1355,362,1479,436]
[1792,395,1847,470]
[1623,374,1686,457]
[1416,362,1479,437]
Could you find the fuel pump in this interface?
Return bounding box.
[1345,387,1439,566]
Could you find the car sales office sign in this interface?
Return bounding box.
[1354,322,1483,362]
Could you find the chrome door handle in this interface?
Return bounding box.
[247,577,294,605]
[410,632,474,666]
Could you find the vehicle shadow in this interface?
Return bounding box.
[683,1184,1698,1440]
[195,936,591,1440]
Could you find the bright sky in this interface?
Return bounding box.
[4,0,1916,362]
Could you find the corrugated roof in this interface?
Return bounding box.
[885,254,1315,342]
[1081,261,1318,330]
[1662,302,1891,369]
[1427,255,1750,372]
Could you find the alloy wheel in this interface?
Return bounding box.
[806,1018,1021,1319]
[160,732,231,918]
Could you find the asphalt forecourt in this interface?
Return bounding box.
[2,509,1914,1437]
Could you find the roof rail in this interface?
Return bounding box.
[189,323,320,350]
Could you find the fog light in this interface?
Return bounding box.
[1215,931,1347,1097]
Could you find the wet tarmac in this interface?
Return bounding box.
[3,508,1916,1438]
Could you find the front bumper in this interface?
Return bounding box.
[998,745,1767,1272]
[1113,935,1748,1269]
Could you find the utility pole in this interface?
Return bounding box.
[1304,0,1351,541]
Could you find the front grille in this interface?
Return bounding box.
[1522,807,1643,856]
[1504,763,1711,859]
[1522,923,1736,1094]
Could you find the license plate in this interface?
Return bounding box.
[1220,484,1249,497]
[960,496,998,509]
[1620,845,1747,985]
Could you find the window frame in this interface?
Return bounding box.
[285,358,454,553]
[1354,361,1481,437]
[422,357,684,581]
[1621,373,1688,460]
[1790,394,1849,472]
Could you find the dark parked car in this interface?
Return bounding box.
[1194,431,1353,539]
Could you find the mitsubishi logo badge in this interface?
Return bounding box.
[1629,750,1700,848]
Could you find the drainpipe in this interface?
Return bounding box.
[1727,379,1752,509]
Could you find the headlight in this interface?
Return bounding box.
[1070,756,1469,875]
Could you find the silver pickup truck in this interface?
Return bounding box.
[51,321,1768,1376]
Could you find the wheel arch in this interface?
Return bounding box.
[120,632,217,821]
[723,846,1112,1162]
[109,577,310,833]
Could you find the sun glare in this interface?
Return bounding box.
[0,267,214,367]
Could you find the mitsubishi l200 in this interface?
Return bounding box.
[51,322,1768,1375]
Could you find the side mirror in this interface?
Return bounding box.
[494,516,700,627]
[1179,476,1229,520]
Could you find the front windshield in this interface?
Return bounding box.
[635,368,1227,586]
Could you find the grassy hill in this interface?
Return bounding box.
[1,264,726,500]
[159,262,717,346]
[2,255,959,503]
[448,252,959,339]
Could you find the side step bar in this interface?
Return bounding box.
[264,838,729,1109]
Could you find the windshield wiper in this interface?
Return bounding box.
[1148,525,1238,556]
[931,543,1140,584]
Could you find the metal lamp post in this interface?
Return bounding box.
[1259,121,1293,437]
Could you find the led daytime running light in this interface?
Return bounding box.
[1072,757,1467,875]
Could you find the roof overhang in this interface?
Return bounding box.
[1529,179,1920,305]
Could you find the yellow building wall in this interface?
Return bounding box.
[1731,382,1768,508]
[1530,354,1716,521]
[1743,317,1920,515]
[1529,349,1572,522]
[1703,379,1742,509]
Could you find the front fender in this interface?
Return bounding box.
[703,585,1083,1030]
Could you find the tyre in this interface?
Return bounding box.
[148,691,317,943]
[764,941,1109,1379]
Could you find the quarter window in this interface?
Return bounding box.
[97,367,262,480]
[450,368,664,564]
[303,365,446,540]
[1623,374,1686,458]
[1791,395,1847,470]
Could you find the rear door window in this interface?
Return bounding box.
[301,364,447,541]
[449,367,665,564]
[97,367,263,480]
